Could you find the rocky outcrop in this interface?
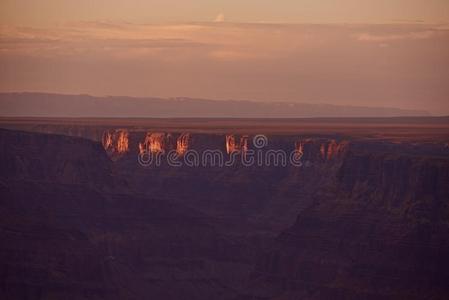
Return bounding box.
[102,129,130,160]
[252,149,449,299]
[1,127,448,299]
[137,132,191,156]
[0,129,113,186]
[176,133,191,156]
[138,132,167,154]
[0,129,259,300]
[225,135,249,155]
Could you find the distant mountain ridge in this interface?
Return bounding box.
[0,92,430,118]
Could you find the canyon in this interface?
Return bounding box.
[0,118,448,300]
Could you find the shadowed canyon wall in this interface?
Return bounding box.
[0,127,448,299]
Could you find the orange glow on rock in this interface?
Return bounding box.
[116,131,129,154]
[176,133,190,156]
[102,129,129,156]
[226,134,249,154]
[139,133,166,154]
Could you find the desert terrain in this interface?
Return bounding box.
[0,117,448,299]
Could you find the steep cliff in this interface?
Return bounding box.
[0,129,260,300]
[1,128,448,300]
[0,129,113,186]
[252,148,449,299]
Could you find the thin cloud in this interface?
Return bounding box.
[1,22,448,114]
[356,30,437,42]
[214,13,225,23]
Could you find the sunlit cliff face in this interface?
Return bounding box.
[102,129,129,155]
[102,131,113,150]
[297,139,348,161]
[117,131,129,153]
[296,142,304,155]
[176,133,191,156]
[138,132,191,155]
[226,135,249,154]
[102,131,349,163]
[295,139,313,155]
[326,140,338,160]
[226,135,235,154]
[241,136,249,153]
[320,143,326,159]
[321,140,349,160]
[139,133,166,154]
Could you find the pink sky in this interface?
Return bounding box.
[0,1,448,114]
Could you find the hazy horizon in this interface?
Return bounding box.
[0,92,435,118]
